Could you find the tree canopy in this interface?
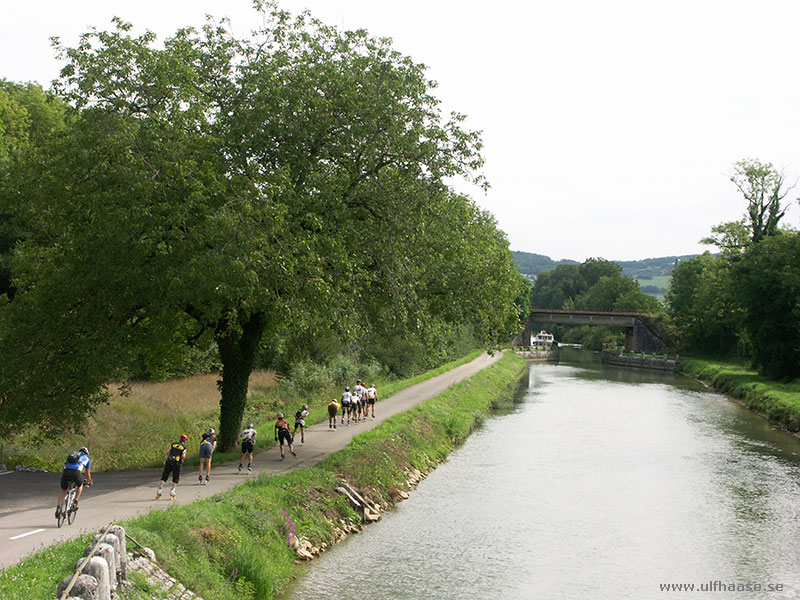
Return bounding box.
[0,6,526,447]
[668,158,800,379]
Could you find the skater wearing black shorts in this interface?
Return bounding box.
[156,435,187,501]
[238,424,257,473]
[328,399,339,429]
[274,413,296,459]
[198,428,216,485]
[294,405,309,443]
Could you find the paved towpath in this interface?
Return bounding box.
[0,351,503,569]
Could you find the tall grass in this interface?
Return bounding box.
[0,352,525,600]
[3,372,277,472]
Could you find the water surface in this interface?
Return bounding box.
[286,351,800,599]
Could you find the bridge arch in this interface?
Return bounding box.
[522,309,669,353]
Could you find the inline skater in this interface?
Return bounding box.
[294,405,309,443]
[156,434,187,500]
[341,387,352,425]
[352,380,365,423]
[198,427,217,485]
[274,413,296,459]
[328,398,340,429]
[56,447,92,518]
[366,383,378,418]
[238,423,258,473]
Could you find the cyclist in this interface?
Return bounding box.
[198,427,217,485]
[366,383,378,418]
[238,423,258,473]
[274,413,296,459]
[56,447,92,518]
[294,405,309,443]
[156,434,188,500]
[328,398,340,429]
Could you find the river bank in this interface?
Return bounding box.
[678,357,800,432]
[0,352,525,600]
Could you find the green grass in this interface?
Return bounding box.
[0,351,524,600]
[2,350,485,473]
[679,357,800,431]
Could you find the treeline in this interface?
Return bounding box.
[513,251,695,280]
[529,257,662,349]
[666,160,800,381]
[0,6,528,449]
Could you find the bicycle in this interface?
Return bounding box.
[56,482,78,527]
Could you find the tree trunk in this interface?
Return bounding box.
[215,311,267,451]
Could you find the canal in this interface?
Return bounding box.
[285,349,800,599]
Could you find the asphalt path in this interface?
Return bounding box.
[0,351,503,569]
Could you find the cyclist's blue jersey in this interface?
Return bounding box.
[64,455,91,472]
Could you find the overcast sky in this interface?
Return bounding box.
[2,1,798,261]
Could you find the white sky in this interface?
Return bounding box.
[2,1,799,261]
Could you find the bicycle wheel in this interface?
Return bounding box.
[66,489,77,525]
[56,498,67,528]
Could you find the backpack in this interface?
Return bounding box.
[66,451,81,464]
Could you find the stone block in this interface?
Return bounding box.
[73,556,110,600]
[57,573,99,600]
[108,525,128,580]
[84,544,116,592]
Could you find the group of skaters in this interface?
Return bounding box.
[59,380,380,511]
[327,380,378,428]
[154,382,367,499]
[154,424,260,500]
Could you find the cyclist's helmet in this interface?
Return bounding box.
[345,387,350,391]
[79,447,89,456]
[248,423,254,429]
[277,413,284,419]
[180,434,188,442]
[302,404,308,410]
[208,428,215,434]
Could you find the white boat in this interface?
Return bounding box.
[531,330,555,346]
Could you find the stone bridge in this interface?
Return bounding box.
[521,308,669,353]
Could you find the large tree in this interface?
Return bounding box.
[702,159,792,252]
[734,233,800,380]
[665,253,741,355]
[0,7,522,448]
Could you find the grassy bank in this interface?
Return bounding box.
[0,351,524,600]
[2,350,484,473]
[679,357,800,431]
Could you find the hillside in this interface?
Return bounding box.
[512,250,699,297]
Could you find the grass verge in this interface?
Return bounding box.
[0,351,524,600]
[679,357,800,431]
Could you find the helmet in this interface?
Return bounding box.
[345,387,350,391]
[180,434,188,442]
[248,423,254,429]
[277,413,284,419]
[79,447,89,456]
[302,404,308,410]
[208,428,215,434]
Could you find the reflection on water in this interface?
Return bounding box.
[286,352,800,599]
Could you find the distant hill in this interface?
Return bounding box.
[511,252,578,279]
[512,251,699,298]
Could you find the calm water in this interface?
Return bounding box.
[286,350,800,599]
